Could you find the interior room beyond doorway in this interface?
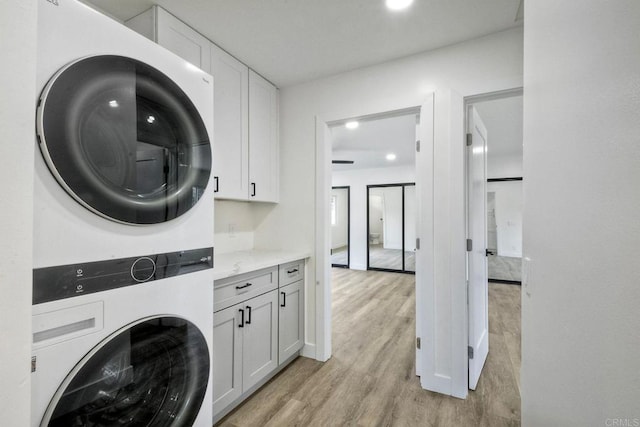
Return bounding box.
[473,94,524,284]
[330,111,418,272]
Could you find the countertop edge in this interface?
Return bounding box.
[213,250,311,281]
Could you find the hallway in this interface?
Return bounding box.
[217,269,521,426]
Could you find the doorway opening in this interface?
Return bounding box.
[465,89,522,393]
[366,183,416,274]
[325,108,419,375]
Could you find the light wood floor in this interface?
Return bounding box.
[216,269,521,427]
[369,244,416,272]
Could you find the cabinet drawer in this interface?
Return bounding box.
[279,260,304,287]
[214,267,277,312]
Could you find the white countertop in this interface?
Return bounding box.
[213,249,310,281]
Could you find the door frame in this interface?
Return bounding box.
[331,185,350,269]
[464,87,523,387]
[315,106,420,362]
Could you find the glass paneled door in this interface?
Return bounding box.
[367,183,415,274]
[331,186,350,268]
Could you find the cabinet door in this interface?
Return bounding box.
[155,6,211,73]
[213,304,243,416]
[278,280,304,363]
[210,44,249,200]
[242,290,278,391]
[248,70,279,203]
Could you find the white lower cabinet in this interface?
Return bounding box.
[212,303,242,413]
[241,291,279,390]
[279,280,304,363]
[213,259,305,421]
[212,290,278,417]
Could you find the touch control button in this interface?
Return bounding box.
[131,257,156,282]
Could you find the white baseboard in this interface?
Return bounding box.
[301,343,316,359]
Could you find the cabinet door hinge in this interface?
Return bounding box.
[416,140,421,152]
[468,346,474,359]
[416,238,420,250]
[417,337,421,349]
[466,133,472,146]
[466,239,473,252]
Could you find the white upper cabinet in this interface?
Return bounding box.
[248,70,279,203]
[126,6,210,73]
[210,44,249,200]
[126,7,279,203]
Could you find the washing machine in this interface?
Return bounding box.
[31,249,213,426]
[32,0,215,425]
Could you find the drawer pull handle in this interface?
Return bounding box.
[239,309,245,328]
[236,283,252,290]
[251,182,256,197]
[281,292,286,307]
[246,306,252,324]
[287,268,298,274]
[214,176,219,193]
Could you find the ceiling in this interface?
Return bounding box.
[85,0,523,87]
[331,113,417,171]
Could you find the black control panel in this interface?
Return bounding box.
[33,247,214,305]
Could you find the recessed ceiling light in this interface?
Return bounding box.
[386,0,413,11]
[108,100,119,108]
[345,121,359,130]
[386,153,397,161]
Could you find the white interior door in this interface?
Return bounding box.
[468,106,489,390]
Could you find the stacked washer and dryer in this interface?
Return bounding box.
[32,1,215,426]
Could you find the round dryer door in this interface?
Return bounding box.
[41,317,210,427]
[37,55,212,224]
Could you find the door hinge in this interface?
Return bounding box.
[417,337,421,349]
[416,140,420,152]
[31,356,36,373]
[466,133,472,146]
[416,238,420,250]
[468,346,474,359]
[466,239,473,252]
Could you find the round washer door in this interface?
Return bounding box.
[37,55,212,224]
[41,317,210,427]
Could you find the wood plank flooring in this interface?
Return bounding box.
[216,269,521,426]
[368,245,416,272]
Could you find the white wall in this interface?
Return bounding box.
[488,181,522,258]
[487,152,523,258]
[522,1,640,425]
[488,152,523,178]
[214,200,276,253]
[0,0,37,424]
[332,166,416,270]
[254,26,523,357]
[330,188,348,250]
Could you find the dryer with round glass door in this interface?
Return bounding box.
[34,0,215,270]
